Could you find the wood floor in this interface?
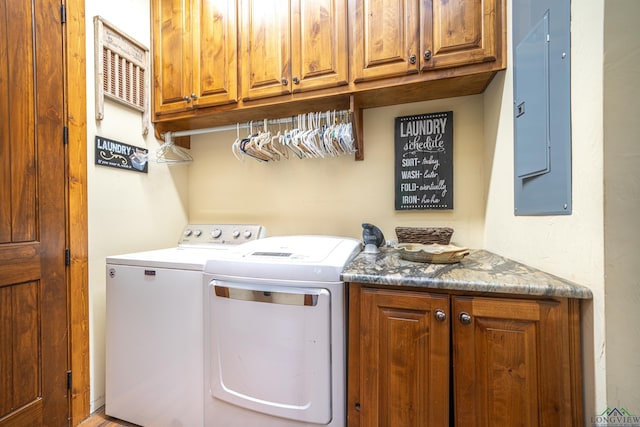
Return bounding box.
[78,407,139,427]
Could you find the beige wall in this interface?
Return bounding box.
[483,0,607,418]
[86,0,189,411]
[604,0,640,410]
[189,95,486,248]
[82,0,627,419]
[189,0,616,419]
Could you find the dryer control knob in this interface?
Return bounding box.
[211,228,222,239]
[232,230,241,238]
[193,229,203,237]
[243,230,253,239]
[184,229,193,237]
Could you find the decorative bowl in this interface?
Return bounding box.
[395,243,469,264]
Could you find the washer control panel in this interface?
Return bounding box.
[179,224,266,246]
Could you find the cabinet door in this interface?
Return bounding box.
[290,0,348,92]
[452,296,577,427]
[421,0,501,70]
[240,0,291,101]
[192,0,238,107]
[152,0,193,114]
[350,0,421,82]
[350,287,449,427]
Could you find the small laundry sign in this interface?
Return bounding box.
[95,136,148,173]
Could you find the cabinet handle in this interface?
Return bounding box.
[434,309,447,322]
[190,93,198,100]
[459,312,472,325]
[355,402,361,411]
[424,50,432,61]
[183,96,191,103]
[281,77,288,86]
[409,54,417,64]
[292,76,300,85]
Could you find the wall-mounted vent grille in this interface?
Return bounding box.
[103,48,146,111]
[94,16,149,135]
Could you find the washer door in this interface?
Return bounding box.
[208,280,332,424]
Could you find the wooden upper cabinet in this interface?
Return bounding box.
[452,296,580,427]
[350,0,502,82]
[239,0,291,101]
[240,0,348,101]
[291,0,349,92]
[422,0,501,70]
[350,0,421,82]
[153,0,190,114]
[194,0,238,106]
[150,0,505,130]
[152,0,237,115]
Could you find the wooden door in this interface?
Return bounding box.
[152,0,193,114]
[350,0,421,82]
[0,0,68,425]
[421,0,501,70]
[452,296,577,427]
[349,286,449,427]
[240,0,291,101]
[192,0,238,107]
[290,0,348,93]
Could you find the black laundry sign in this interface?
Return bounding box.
[95,136,148,173]
[394,112,453,210]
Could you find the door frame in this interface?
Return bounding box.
[65,0,90,425]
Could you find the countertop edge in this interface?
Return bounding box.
[341,273,593,299]
[340,248,594,300]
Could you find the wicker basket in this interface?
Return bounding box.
[395,227,454,245]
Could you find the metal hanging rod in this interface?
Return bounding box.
[165,119,284,139]
[163,110,353,140]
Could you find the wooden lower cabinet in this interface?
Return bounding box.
[347,284,584,427]
[352,287,451,426]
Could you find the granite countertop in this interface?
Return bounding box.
[341,247,592,299]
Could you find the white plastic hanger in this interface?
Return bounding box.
[155,132,193,164]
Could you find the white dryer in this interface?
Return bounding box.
[105,224,264,427]
[202,235,362,427]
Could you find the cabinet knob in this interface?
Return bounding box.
[183,96,191,103]
[292,76,300,85]
[424,50,432,61]
[459,312,472,325]
[409,54,417,64]
[355,402,361,411]
[190,93,198,100]
[434,309,447,322]
[281,77,288,86]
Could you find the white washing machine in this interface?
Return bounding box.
[202,235,362,427]
[105,224,265,427]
